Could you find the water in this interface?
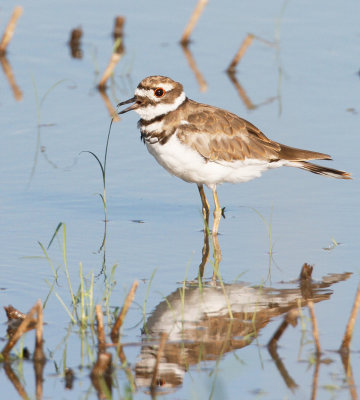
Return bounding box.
[1,0,359,398]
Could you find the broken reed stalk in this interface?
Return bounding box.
[113,16,125,39]
[180,0,208,45]
[226,33,254,73]
[33,300,45,362]
[68,27,83,59]
[151,332,168,389]
[92,304,113,378]
[111,280,138,343]
[95,304,106,350]
[98,52,122,90]
[0,6,23,56]
[340,282,360,351]
[91,352,113,377]
[1,301,40,361]
[307,300,321,355]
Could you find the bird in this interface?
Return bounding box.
[118,75,351,235]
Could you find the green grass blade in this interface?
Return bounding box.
[47,222,63,250]
[80,151,105,184]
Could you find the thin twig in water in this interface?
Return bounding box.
[34,300,45,362]
[95,305,106,350]
[340,282,360,351]
[0,6,23,55]
[180,0,208,45]
[98,38,124,90]
[226,34,254,73]
[111,280,139,343]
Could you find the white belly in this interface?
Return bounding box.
[145,134,285,188]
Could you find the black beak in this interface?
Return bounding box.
[117,97,140,114]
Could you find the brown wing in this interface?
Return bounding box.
[177,101,281,162]
[177,100,331,162]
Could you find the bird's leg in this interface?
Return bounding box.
[211,232,222,283]
[198,184,210,228]
[211,186,222,236]
[211,186,222,282]
[198,224,210,280]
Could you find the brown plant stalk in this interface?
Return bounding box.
[180,0,208,45]
[0,6,23,55]
[111,280,138,343]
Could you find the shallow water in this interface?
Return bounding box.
[1,0,359,399]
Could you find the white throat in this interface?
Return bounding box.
[135,91,186,121]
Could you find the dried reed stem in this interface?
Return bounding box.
[91,352,113,377]
[226,33,254,73]
[180,0,208,45]
[98,52,122,90]
[95,304,106,350]
[1,301,38,360]
[340,282,360,351]
[151,333,168,389]
[92,304,113,379]
[111,280,138,343]
[0,6,23,55]
[307,300,321,355]
[34,300,45,362]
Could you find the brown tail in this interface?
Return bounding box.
[297,161,351,179]
[277,143,332,161]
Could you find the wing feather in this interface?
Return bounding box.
[176,100,330,162]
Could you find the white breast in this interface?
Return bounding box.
[145,133,285,188]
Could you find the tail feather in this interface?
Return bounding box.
[296,161,351,179]
[278,144,332,161]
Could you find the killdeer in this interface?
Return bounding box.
[118,76,351,235]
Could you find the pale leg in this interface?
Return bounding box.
[211,186,222,282]
[212,186,222,235]
[197,184,210,227]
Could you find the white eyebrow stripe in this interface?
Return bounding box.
[158,83,175,91]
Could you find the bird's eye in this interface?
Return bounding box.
[154,88,165,97]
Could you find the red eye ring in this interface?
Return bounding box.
[154,88,165,97]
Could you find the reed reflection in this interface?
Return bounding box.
[0,56,22,101]
[180,43,207,92]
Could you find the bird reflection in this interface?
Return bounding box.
[135,268,350,391]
